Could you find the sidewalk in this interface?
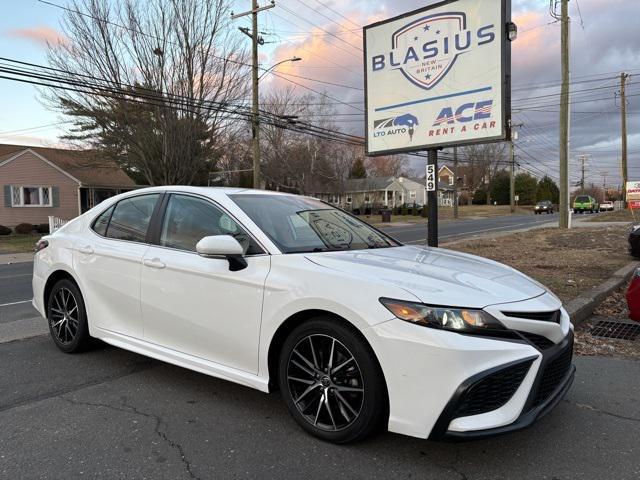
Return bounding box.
[0,252,34,265]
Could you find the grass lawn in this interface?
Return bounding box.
[362,205,534,226]
[0,235,40,254]
[448,224,634,302]
[585,209,638,223]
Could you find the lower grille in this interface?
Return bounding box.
[532,341,573,407]
[453,360,533,418]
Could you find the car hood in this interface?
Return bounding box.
[305,246,547,309]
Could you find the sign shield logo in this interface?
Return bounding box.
[392,12,467,90]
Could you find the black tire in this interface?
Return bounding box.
[47,278,91,353]
[278,318,387,443]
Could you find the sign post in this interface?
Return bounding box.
[427,150,439,247]
[364,0,512,246]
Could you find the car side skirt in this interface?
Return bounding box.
[94,327,270,393]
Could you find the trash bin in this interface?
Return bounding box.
[381,209,392,223]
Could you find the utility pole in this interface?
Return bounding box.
[576,154,590,193]
[232,1,275,189]
[453,147,459,219]
[621,72,630,206]
[427,149,438,247]
[554,0,570,229]
[509,124,523,213]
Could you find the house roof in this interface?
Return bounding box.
[315,176,453,193]
[0,143,136,188]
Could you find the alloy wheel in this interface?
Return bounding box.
[49,287,80,345]
[286,334,364,432]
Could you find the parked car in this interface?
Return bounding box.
[534,200,554,214]
[33,187,575,443]
[628,268,640,322]
[599,201,614,212]
[630,224,640,258]
[573,195,599,214]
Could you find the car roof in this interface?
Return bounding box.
[121,185,303,199]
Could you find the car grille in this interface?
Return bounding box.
[453,360,533,418]
[532,340,573,408]
[502,310,561,323]
[519,331,556,350]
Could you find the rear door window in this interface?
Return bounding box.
[106,194,160,242]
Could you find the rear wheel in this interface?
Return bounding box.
[47,279,91,353]
[278,318,387,443]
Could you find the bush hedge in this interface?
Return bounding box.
[35,223,50,234]
[0,225,11,236]
[14,223,34,235]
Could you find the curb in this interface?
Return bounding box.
[565,260,639,326]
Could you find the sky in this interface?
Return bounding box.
[0,0,639,187]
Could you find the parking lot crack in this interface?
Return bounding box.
[63,396,201,480]
[567,400,640,423]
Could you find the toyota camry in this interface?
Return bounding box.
[32,187,575,443]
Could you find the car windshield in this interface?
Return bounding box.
[537,201,549,206]
[575,196,590,203]
[230,194,400,253]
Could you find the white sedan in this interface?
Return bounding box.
[32,187,575,443]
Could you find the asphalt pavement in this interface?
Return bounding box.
[1,334,639,479]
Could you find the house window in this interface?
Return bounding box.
[331,195,340,204]
[346,195,352,204]
[409,190,417,199]
[364,194,371,203]
[10,186,53,207]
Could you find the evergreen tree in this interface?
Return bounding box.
[536,175,560,204]
[349,157,367,179]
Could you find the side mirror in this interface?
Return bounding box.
[195,235,247,271]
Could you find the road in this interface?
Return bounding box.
[380,212,561,244]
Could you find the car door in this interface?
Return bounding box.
[74,193,161,338]
[140,193,270,374]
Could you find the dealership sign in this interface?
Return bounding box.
[364,0,511,155]
[627,181,640,209]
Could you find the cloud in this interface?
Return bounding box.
[5,26,68,47]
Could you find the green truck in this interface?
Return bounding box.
[573,195,599,214]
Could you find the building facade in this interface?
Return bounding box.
[0,144,136,227]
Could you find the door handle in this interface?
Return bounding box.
[78,245,94,255]
[143,258,166,269]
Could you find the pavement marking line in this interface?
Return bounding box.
[0,274,32,280]
[403,220,557,245]
[0,300,32,308]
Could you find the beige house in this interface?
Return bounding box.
[314,176,454,213]
[0,144,136,227]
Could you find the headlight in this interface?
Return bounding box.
[631,224,640,233]
[379,298,506,333]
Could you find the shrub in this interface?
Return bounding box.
[35,223,50,234]
[401,205,409,216]
[14,223,34,235]
[0,225,11,236]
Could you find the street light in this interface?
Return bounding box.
[252,56,302,189]
[258,56,302,81]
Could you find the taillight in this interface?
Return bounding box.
[35,239,49,253]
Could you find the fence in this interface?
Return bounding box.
[48,216,69,233]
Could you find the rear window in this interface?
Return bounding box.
[575,196,590,203]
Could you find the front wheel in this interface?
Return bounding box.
[47,279,91,353]
[278,318,387,443]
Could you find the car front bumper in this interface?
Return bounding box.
[367,297,574,440]
[430,330,575,440]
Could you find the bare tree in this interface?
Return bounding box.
[365,155,407,177]
[461,142,507,204]
[45,0,249,185]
